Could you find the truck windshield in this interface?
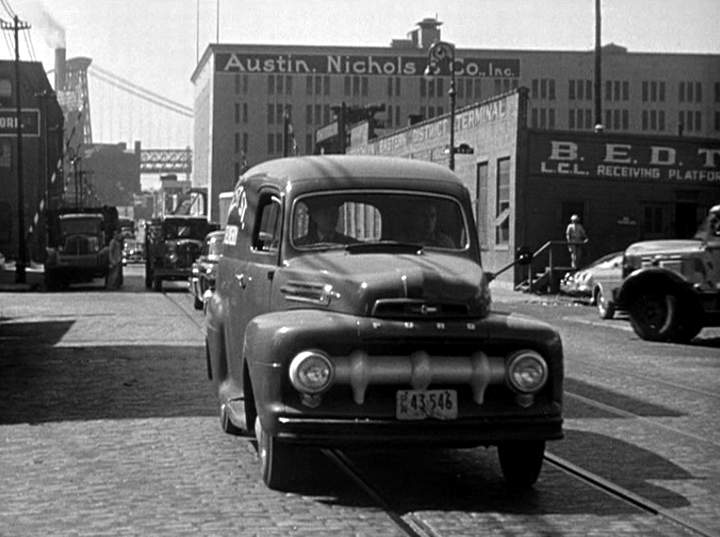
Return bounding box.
[59,217,102,237]
[291,191,468,250]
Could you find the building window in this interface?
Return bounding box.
[267,133,274,154]
[305,105,312,124]
[286,76,293,95]
[324,76,330,96]
[352,76,360,96]
[476,162,489,248]
[532,79,539,99]
[323,105,331,124]
[387,77,393,98]
[314,104,322,124]
[314,76,322,95]
[474,79,481,99]
[306,134,313,154]
[268,76,275,95]
[344,76,351,96]
[715,82,720,103]
[568,80,575,100]
[306,76,313,96]
[495,157,511,246]
[395,77,401,97]
[569,109,575,129]
[234,103,240,124]
[243,133,248,153]
[276,75,284,94]
[234,132,240,153]
[267,104,274,125]
[243,103,248,123]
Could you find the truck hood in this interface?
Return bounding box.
[277,250,491,319]
[625,239,704,257]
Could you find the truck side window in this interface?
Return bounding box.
[253,194,281,252]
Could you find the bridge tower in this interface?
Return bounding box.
[55,49,93,149]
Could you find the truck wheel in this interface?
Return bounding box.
[44,271,59,292]
[498,440,545,488]
[254,416,295,491]
[595,287,615,320]
[670,300,702,343]
[628,291,677,341]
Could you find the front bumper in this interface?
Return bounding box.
[274,412,563,447]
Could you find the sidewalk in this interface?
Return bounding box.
[0,260,44,292]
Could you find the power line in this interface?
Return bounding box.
[0,0,15,19]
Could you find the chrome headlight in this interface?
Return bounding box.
[506,350,548,394]
[288,350,334,394]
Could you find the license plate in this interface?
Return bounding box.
[396,389,458,420]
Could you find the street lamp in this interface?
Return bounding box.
[424,40,456,171]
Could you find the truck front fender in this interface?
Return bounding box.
[618,267,697,308]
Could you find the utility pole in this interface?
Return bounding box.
[1,15,31,283]
[594,0,603,131]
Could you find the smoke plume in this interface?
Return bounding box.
[24,1,66,49]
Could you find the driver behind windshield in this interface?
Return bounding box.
[295,200,358,246]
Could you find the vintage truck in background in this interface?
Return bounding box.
[615,204,720,342]
[44,206,119,290]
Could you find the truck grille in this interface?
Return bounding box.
[372,298,468,319]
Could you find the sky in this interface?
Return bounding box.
[4,0,720,150]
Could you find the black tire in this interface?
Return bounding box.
[498,440,545,488]
[669,299,703,343]
[595,286,615,320]
[44,270,59,292]
[145,267,153,289]
[255,416,295,491]
[628,291,677,341]
[152,277,162,292]
[193,294,203,310]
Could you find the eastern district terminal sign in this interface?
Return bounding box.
[531,133,720,184]
[0,109,40,137]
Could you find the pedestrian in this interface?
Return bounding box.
[565,214,587,269]
[106,230,123,289]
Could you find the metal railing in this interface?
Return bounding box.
[523,239,589,293]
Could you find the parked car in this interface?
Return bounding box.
[144,216,218,292]
[560,251,624,319]
[205,155,564,491]
[189,230,225,310]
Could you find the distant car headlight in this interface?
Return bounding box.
[289,350,334,394]
[506,350,548,393]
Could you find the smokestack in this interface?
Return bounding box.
[55,48,65,91]
[55,47,66,91]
